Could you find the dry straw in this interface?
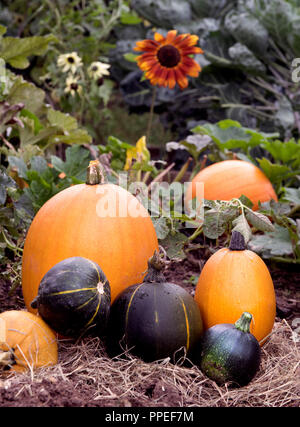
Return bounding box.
[1,320,299,407]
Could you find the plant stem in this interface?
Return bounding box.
[269,256,300,264]
[146,86,157,145]
[188,226,203,242]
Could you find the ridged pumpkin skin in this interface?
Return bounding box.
[108,280,203,362]
[31,257,111,337]
[186,160,277,210]
[194,245,276,345]
[22,178,158,311]
[0,310,58,373]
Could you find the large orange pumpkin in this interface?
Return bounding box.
[185,160,277,210]
[22,160,158,309]
[0,310,58,372]
[194,231,276,345]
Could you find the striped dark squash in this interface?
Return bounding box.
[200,312,261,386]
[31,256,111,338]
[107,252,203,362]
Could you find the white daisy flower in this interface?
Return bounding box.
[64,75,82,97]
[57,52,83,74]
[88,61,110,79]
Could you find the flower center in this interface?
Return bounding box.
[70,83,78,90]
[67,56,75,63]
[157,45,181,68]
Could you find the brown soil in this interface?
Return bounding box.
[0,256,299,408]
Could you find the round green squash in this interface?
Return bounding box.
[31,256,111,338]
[107,251,203,363]
[200,312,261,387]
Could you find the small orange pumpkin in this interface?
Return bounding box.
[0,310,58,373]
[185,160,277,211]
[22,160,158,309]
[194,231,276,345]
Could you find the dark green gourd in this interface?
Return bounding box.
[107,251,203,363]
[200,312,261,387]
[31,256,111,337]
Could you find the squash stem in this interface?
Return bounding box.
[229,231,246,251]
[234,312,252,333]
[144,250,166,283]
[86,160,107,185]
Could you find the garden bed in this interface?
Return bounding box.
[0,258,299,408]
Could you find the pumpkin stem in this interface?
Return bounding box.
[234,312,252,333]
[229,231,246,251]
[86,160,107,185]
[144,249,167,283]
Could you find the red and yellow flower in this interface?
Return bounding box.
[134,30,203,90]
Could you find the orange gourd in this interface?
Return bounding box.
[22,160,158,309]
[186,160,277,211]
[194,231,276,345]
[0,310,58,372]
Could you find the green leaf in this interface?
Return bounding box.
[160,231,187,260]
[228,42,266,73]
[131,0,192,27]
[0,34,57,69]
[50,145,91,181]
[257,157,291,183]
[7,156,28,179]
[123,53,139,62]
[262,139,300,164]
[224,10,269,56]
[189,0,229,18]
[281,187,300,206]
[192,120,265,152]
[46,108,92,145]
[0,25,7,37]
[7,77,45,114]
[248,224,293,257]
[0,167,16,205]
[120,11,142,25]
[30,156,48,175]
[245,209,275,232]
[47,108,78,131]
[152,216,170,240]
[203,208,228,239]
[257,0,294,50]
[232,213,252,243]
[20,109,43,134]
[239,194,254,209]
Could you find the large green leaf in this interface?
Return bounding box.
[228,43,266,73]
[262,138,300,164]
[281,187,300,206]
[6,77,45,114]
[50,145,91,182]
[0,167,16,205]
[0,34,57,69]
[255,0,295,50]
[46,108,92,145]
[47,108,78,132]
[257,157,291,183]
[224,9,269,56]
[192,120,264,152]
[131,0,192,27]
[188,0,230,18]
[248,224,293,257]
